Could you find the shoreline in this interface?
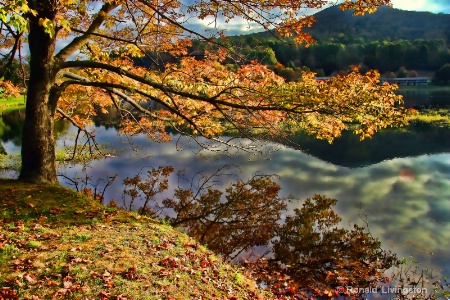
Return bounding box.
[398,84,450,91]
[0,95,26,112]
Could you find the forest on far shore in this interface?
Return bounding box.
[201,5,450,82]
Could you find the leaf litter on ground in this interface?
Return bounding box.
[0,179,264,299]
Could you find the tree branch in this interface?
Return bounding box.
[59,71,224,140]
[136,0,225,45]
[59,60,313,113]
[56,107,105,157]
[55,2,118,63]
[68,27,136,44]
[0,24,22,79]
[60,71,169,120]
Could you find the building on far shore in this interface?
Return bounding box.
[315,77,430,86]
[379,77,430,86]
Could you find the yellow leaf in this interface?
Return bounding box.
[38,18,55,38]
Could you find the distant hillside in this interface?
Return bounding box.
[226,6,450,75]
[306,5,450,42]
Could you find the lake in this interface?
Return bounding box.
[1,90,450,291]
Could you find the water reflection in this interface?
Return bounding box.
[288,123,450,167]
[398,89,450,108]
[46,124,450,281]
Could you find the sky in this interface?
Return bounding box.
[391,0,450,13]
[188,0,450,36]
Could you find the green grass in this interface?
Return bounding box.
[0,179,263,299]
[0,95,26,112]
[25,241,42,249]
[409,108,450,127]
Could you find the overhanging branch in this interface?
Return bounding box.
[55,2,118,63]
[60,60,312,113]
[59,71,214,138]
[60,71,169,121]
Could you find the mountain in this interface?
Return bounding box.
[305,5,450,42]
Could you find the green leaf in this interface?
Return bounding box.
[59,18,72,32]
[39,18,55,38]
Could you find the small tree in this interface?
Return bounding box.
[277,67,297,82]
[396,66,408,78]
[408,70,418,78]
[382,71,397,78]
[435,63,450,83]
[164,175,287,258]
[124,170,399,297]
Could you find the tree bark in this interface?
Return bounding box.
[19,2,58,183]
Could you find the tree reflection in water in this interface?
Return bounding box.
[121,165,400,298]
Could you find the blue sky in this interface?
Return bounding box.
[188,0,450,36]
[391,0,450,13]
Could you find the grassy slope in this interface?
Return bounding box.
[0,179,263,299]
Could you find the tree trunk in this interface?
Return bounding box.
[19,4,58,183]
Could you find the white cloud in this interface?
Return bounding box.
[187,15,268,36]
[390,0,444,13]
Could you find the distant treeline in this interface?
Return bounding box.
[4,35,448,87]
[126,6,450,81]
[217,36,450,78]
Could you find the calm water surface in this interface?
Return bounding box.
[1,90,450,283]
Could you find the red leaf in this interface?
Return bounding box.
[0,287,18,300]
[200,260,208,268]
[98,290,110,299]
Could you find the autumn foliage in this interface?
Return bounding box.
[0,0,408,182]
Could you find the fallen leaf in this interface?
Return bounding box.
[14,279,23,287]
[184,243,198,249]
[98,290,110,299]
[0,287,17,299]
[55,288,69,296]
[201,260,209,268]
[24,274,35,284]
[45,278,58,286]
